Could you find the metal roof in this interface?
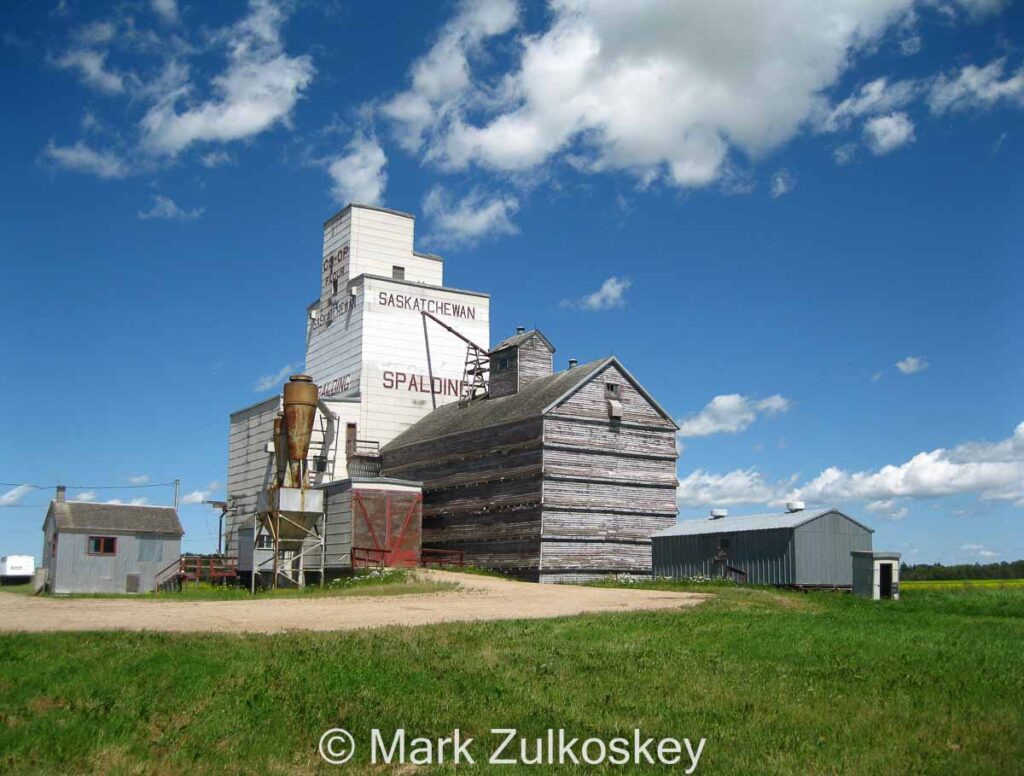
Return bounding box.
[47,501,185,536]
[651,508,873,538]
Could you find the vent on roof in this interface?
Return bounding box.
[786,501,805,513]
[516,326,525,334]
[710,508,728,519]
[568,358,578,369]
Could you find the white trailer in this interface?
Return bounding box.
[1,554,35,582]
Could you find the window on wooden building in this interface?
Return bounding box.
[87,536,117,556]
[605,382,620,398]
[497,357,510,372]
[392,265,405,280]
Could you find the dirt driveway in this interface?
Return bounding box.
[0,571,706,634]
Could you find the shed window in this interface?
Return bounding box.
[497,357,510,372]
[87,536,117,556]
[137,538,163,562]
[392,265,405,280]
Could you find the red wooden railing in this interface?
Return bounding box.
[419,548,465,569]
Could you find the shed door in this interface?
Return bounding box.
[351,490,422,568]
[879,563,893,599]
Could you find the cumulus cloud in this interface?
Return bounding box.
[140,0,315,155]
[44,140,128,178]
[152,0,180,25]
[74,490,98,502]
[770,168,795,199]
[864,111,915,154]
[865,498,909,520]
[138,195,204,220]
[422,185,519,247]
[327,135,388,206]
[678,468,792,508]
[928,58,1024,114]
[127,474,150,485]
[561,276,632,311]
[895,355,928,374]
[181,490,208,505]
[105,497,150,506]
[255,363,294,392]
[0,484,33,506]
[387,0,937,189]
[820,77,918,132]
[52,47,126,94]
[381,0,520,154]
[677,394,792,438]
[790,421,1024,506]
[199,150,232,167]
[961,543,999,558]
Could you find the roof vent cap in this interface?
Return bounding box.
[710,508,728,519]
[568,358,578,369]
[516,326,525,334]
[786,501,805,513]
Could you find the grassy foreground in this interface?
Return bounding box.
[900,577,1024,590]
[0,585,1022,774]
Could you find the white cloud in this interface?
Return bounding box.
[127,474,150,485]
[790,421,1024,506]
[255,363,294,392]
[865,498,908,520]
[381,0,520,154]
[327,135,388,206]
[770,169,795,199]
[895,355,928,374]
[74,490,98,502]
[105,497,150,506]
[422,185,519,247]
[833,143,858,165]
[140,0,315,155]
[821,77,918,132]
[199,150,233,167]
[44,140,128,178]
[76,22,117,46]
[138,195,204,220]
[391,0,933,189]
[181,490,209,505]
[677,394,792,438]
[561,276,632,311]
[0,484,33,506]
[52,48,126,94]
[152,0,180,24]
[928,58,1024,114]
[864,111,915,154]
[678,468,791,507]
[961,543,999,558]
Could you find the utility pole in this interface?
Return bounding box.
[173,478,180,510]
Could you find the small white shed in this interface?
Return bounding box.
[851,550,901,600]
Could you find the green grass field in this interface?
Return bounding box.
[0,583,1021,774]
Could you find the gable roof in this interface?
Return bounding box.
[489,329,555,355]
[46,501,184,537]
[384,356,676,452]
[651,508,873,538]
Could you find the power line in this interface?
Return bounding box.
[0,481,176,490]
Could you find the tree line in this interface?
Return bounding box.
[901,559,1024,580]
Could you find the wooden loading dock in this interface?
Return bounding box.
[381,329,679,582]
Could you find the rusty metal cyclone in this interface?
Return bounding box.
[282,374,318,487]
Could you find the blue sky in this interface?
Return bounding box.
[1,0,1021,564]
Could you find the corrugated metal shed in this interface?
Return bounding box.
[652,508,873,587]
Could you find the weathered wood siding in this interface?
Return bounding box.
[518,335,553,388]
[488,349,518,398]
[540,362,677,581]
[381,418,544,574]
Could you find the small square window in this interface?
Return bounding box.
[88,536,117,556]
[605,382,620,398]
[392,265,405,280]
[498,357,510,371]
